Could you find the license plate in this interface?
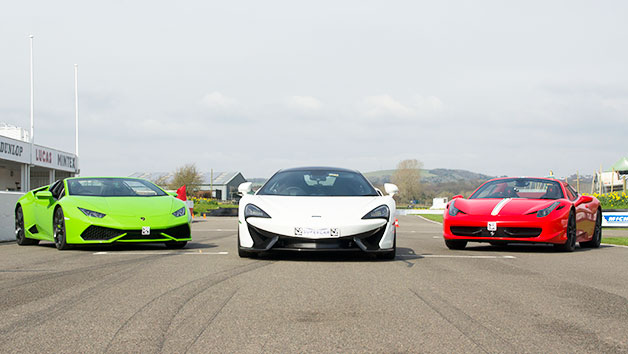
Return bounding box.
[487,222,497,232]
[295,227,340,237]
[142,226,151,235]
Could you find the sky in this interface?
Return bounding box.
[1,0,627,179]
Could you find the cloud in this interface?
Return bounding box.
[200,92,237,108]
[285,95,323,111]
[360,94,444,118]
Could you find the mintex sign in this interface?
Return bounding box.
[602,212,628,227]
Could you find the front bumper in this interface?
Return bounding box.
[443,212,568,244]
[239,220,395,253]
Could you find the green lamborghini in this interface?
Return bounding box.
[14,177,191,250]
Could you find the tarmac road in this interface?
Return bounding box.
[0,215,627,353]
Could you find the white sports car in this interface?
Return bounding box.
[237,167,399,259]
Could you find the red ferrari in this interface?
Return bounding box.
[443,177,602,252]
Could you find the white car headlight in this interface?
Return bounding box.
[172,207,186,217]
[362,205,389,221]
[244,204,271,219]
[78,207,106,218]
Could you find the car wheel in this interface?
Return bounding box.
[15,206,38,246]
[555,210,576,252]
[53,207,71,250]
[237,232,257,258]
[165,241,187,249]
[445,239,467,250]
[580,209,602,248]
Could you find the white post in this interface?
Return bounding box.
[28,34,34,191]
[74,64,79,175]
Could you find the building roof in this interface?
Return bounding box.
[129,171,243,186]
[611,157,628,172]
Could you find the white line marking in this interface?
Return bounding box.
[397,254,516,259]
[93,251,229,255]
[601,243,628,249]
[193,229,237,232]
[416,215,443,225]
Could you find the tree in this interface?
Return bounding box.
[168,163,204,195]
[391,159,422,203]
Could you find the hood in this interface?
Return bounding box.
[244,195,390,223]
[70,195,177,217]
[455,198,559,216]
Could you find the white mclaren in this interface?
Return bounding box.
[237,167,399,259]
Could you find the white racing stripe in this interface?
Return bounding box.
[491,198,512,216]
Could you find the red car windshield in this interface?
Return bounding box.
[470,178,564,200]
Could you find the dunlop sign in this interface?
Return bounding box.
[0,136,30,164]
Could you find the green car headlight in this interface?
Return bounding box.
[78,207,106,218]
[172,207,186,217]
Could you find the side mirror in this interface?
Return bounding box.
[238,182,253,195]
[575,195,593,206]
[167,191,177,197]
[384,183,399,196]
[452,195,463,200]
[35,191,53,200]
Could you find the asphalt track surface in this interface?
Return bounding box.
[1,215,627,353]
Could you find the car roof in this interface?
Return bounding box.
[277,166,361,174]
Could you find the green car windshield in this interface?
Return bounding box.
[67,178,167,197]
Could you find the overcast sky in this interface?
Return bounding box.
[1,1,626,179]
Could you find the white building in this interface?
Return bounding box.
[0,123,78,191]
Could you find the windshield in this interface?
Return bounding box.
[67,178,167,197]
[258,169,378,196]
[470,178,564,200]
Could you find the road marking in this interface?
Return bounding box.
[397,254,516,259]
[601,243,628,249]
[193,229,237,232]
[93,251,229,255]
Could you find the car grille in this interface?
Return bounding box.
[80,223,190,241]
[450,226,542,238]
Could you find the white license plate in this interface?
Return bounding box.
[487,222,497,232]
[142,226,151,235]
[295,227,340,237]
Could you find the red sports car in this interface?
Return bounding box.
[443,177,602,252]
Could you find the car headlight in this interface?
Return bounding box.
[172,207,186,217]
[244,204,271,219]
[78,207,106,218]
[362,205,389,221]
[448,200,461,216]
[536,201,560,218]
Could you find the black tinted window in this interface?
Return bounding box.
[258,170,378,196]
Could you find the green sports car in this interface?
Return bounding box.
[14,177,191,250]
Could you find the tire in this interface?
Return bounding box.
[580,209,602,248]
[555,210,576,252]
[15,205,39,245]
[165,241,187,249]
[237,232,257,258]
[53,207,71,250]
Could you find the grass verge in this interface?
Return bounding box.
[417,214,444,223]
[602,237,628,246]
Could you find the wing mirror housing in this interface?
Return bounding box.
[238,182,253,196]
[452,195,463,200]
[35,191,53,200]
[575,195,593,206]
[384,183,399,196]
[167,191,177,197]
